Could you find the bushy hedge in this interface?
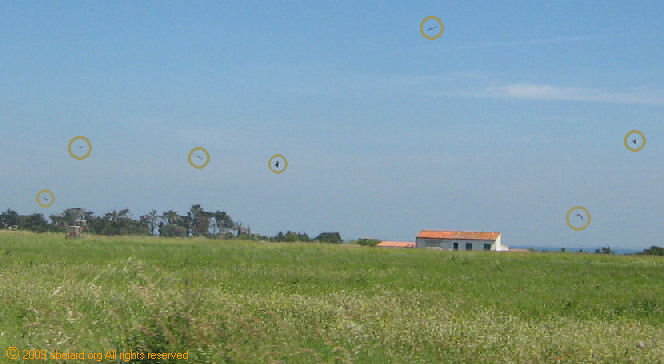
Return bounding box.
[356,239,380,247]
[643,245,664,256]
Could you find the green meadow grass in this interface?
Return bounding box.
[1,231,663,363]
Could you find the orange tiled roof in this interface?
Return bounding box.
[378,241,415,248]
[416,230,500,241]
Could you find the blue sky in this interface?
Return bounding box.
[1,1,663,248]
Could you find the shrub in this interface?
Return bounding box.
[314,232,342,244]
[643,245,664,256]
[595,247,614,255]
[160,224,188,237]
[357,239,380,247]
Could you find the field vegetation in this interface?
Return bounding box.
[1,231,663,363]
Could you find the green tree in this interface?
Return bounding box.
[159,224,188,237]
[146,209,158,235]
[1,209,20,228]
[101,209,147,235]
[272,231,309,242]
[595,247,614,255]
[234,221,243,237]
[188,204,209,237]
[314,232,343,244]
[49,208,86,232]
[284,231,299,242]
[643,245,664,256]
[86,215,105,234]
[19,213,50,232]
[215,211,234,236]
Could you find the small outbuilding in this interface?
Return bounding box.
[415,230,508,251]
[378,241,415,248]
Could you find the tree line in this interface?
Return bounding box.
[0,206,343,243]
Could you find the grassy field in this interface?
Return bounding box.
[1,231,663,363]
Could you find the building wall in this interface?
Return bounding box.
[494,235,509,251]
[415,237,500,251]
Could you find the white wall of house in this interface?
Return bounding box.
[415,236,507,251]
[494,235,508,251]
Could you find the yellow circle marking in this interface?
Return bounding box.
[268,154,288,174]
[188,147,210,169]
[624,130,646,152]
[420,16,444,40]
[7,346,20,359]
[36,189,55,208]
[566,206,591,231]
[68,136,92,160]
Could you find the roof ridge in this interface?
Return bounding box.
[419,229,501,233]
[416,230,501,241]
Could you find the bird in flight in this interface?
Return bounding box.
[274,160,280,168]
[427,25,440,32]
[632,138,638,145]
[196,154,204,160]
[575,213,584,221]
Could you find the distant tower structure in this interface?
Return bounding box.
[66,208,88,239]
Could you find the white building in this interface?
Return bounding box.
[415,230,508,251]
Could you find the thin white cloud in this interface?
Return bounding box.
[479,83,664,105]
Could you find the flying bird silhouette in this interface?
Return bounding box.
[632,138,638,145]
[575,213,584,221]
[427,25,440,32]
[275,161,280,168]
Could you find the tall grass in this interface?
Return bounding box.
[1,231,663,362]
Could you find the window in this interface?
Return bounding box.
[466,243,472,250]
[484,243,491,250]
[453,242,458,250]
